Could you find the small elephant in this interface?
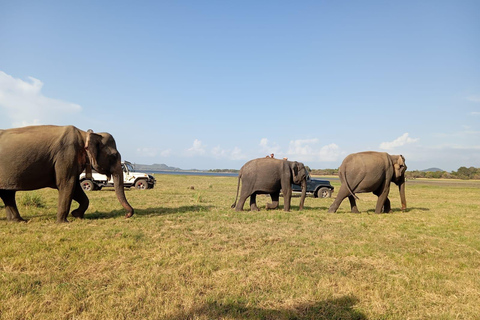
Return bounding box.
[231,157,307,211]
[0,125,134,222]
[328,151,407,214]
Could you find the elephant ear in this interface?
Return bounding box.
[393,155,407,181]
[85,129,102,169]
[291,161,300,180]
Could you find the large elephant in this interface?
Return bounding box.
[0,125,134,222]
[328,151,407,214]
[231,157,307,211]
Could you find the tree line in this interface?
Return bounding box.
[309,166,480,180]
[208,166,480,180]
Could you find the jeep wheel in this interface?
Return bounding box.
[134,179,148,190]
[81,180,95,192]
[316,187,331,198]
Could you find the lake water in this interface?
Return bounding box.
[146,170,239,177]
[147,170,338,180]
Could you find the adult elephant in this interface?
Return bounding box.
[328,151,407,214]
[231,157,307,211]
[0,125,134,222]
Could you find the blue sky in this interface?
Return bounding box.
[1,1,479,171]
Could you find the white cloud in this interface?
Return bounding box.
[287,138,318,156]
[0,71,82,127]
[212,145,247,160]
[136,147,172,158]
[379,133,419,151]
[318,143,342,162]
[466,95,480,103]
[211,146,227,158]
[231,146,246,160]
[161,149,172,157]
[259,138,281,154]
[136,147,159,157]
[471,112,480,116]
[186,139,206,156]
[286,139,342,162]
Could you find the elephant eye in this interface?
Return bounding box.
[109,153,119,162]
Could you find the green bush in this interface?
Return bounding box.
[20,193,45,208]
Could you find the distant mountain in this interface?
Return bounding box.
[421,167,444,172]
[134,163,182,171]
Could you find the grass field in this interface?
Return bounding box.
[1,175,479,319]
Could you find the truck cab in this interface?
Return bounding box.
[292,173,334,198]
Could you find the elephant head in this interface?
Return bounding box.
[289,161,307,210]
[390,154,407,211]
[85,130,134,218]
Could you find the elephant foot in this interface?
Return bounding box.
[56,218,69,223]
[250,206,260,211]
[9,217,27,223]
[266,203,278,210]
[351,208,360,214]
[71,209,85,219]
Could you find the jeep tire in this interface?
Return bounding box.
[316,187,331,198]
[81,180,95,192]
[134,179,149,190]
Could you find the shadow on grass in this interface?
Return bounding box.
[301,206,330,211]
[363,206,430,214]
[85,205,214,220]
[170,295,366,320]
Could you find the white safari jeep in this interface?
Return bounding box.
[79,161,156,191]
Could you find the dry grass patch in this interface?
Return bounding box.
[0,175,479,319]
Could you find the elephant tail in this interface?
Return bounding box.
[231,171,242,208]
[341,168,359,200]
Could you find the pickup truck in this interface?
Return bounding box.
[292,174,334,198]
[79,161,156,191]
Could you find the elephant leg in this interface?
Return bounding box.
[0,190,25,222]
[348,195,360,213]
[266,192,280,210]
[250,193,260,211]
[235,190,249,211]
[328,185,350,213]
[374,184,391,214]
[281,180,292,212]
[70,184,89,219]
[383,197,392,213]
[57,182,76,223]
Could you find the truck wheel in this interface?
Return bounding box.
[316,187,331,198]
[81,180,95,192]
[134,179,148,190]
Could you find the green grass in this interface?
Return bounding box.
[1,175,479,319]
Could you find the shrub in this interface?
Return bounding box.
[21,193,45,208]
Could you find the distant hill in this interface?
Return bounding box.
[421,167,444,172]
[134,163,182,171]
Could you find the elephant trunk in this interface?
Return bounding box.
[399,180,406,211]
[113,166,135,218]
[299,178,307,210]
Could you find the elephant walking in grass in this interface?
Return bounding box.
[231,157,307,211]
[328,151,407,214]
[0,125,134,222]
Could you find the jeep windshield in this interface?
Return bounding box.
[122,161,134,173]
